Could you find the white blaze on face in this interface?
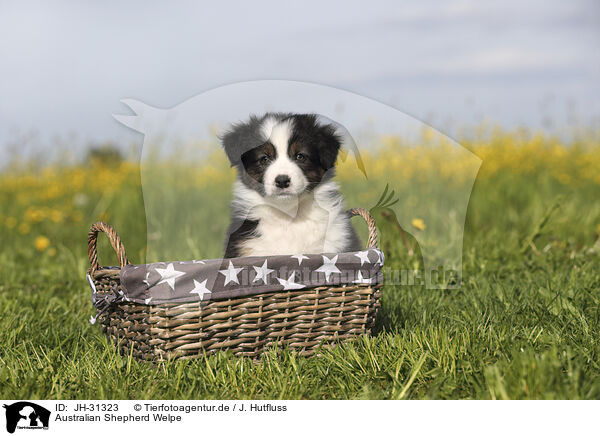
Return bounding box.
[261,117,308,197]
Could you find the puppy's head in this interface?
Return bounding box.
[221,113,341,198]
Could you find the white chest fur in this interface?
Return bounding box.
[232,180,352,256]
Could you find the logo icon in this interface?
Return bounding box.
[2,402,50,434]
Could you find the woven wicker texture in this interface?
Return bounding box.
[88,208,383,361]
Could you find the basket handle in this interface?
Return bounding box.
[349,208,379,249]
[88,222,130,275]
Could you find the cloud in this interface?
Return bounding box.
[0,0,598,158]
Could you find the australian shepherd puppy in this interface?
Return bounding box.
[221,113,361,258]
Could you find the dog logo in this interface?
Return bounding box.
[2,402,50,433]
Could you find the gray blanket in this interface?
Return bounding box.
[89,249,384,311]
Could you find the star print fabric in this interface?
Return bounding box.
[98,249,384,307]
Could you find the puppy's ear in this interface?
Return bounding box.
[221,128,243,167]
[220,116,264,167]
[317,124,342,170]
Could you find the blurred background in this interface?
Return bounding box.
[1,0,599,163]
[1,0,599,266]
[2,1,600,400]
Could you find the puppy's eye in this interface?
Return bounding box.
[295,153,306,161]
[259,156,270,164]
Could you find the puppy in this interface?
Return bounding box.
[221,113,361,258]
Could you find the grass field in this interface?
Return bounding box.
[1,127,599,399]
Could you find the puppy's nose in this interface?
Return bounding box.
[275,175,291,188]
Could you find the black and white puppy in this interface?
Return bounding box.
[221,113,360,258]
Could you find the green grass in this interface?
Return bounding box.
[1,158,599,399]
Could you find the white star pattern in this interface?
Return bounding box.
[253,260,274,284]
[315,255,341,282]
[353,270,374,284]
[291,254,309,265]
[376,250,385,266]
[142,270,150,286]
[116,250,385,306]
[155,263,186,291]
[277,272,306,290]
[219,261,244,286]
[190,279,212,300]
[354,250,371,266]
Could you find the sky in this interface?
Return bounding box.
[0,0,599,160]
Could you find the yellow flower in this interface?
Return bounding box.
[35,236,50,251]
[412,218,426,231]
[24,207,45,222]
[18,223,31,234]
[49,209,63,223]
[47,247,57,256]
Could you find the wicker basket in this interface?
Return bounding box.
[87,208,382,361]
